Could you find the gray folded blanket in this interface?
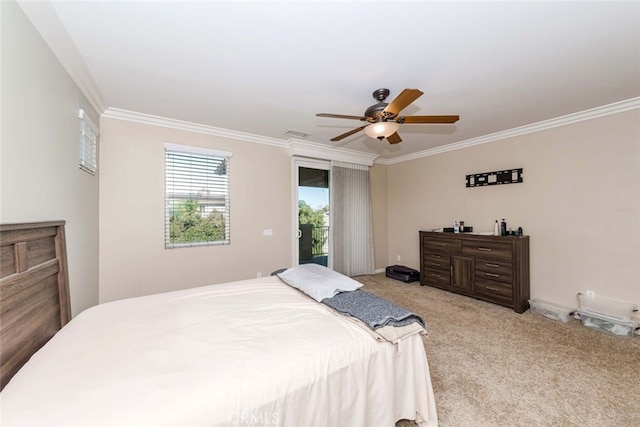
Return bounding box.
[322,290,425,330]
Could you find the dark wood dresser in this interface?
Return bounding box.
[419,231,530,313]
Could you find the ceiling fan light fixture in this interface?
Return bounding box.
[364,121,399,140]
[317,87,457,143]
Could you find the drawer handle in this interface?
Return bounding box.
[431,273,441,278]
[478,247,492,252]
[485,263,500,268]
[486,286,500,292]
[486,273,500,278]
[434,243,447,246]
[429,263,441,267]
[431,254,441,259]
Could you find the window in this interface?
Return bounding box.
[165,143,232,248]
[78,109,98,174]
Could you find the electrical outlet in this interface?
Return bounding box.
[586,290,595,298]
[257,272,262,278]
[397,255,401,262]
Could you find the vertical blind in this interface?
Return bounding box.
[165,144,232,248]
[331,161,375,276]
[78,109,98,175]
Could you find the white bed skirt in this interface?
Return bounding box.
[1,277,437,426]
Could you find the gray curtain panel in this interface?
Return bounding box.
[331,161,375,276]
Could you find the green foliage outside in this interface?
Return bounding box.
[298,200,327,228]
[169,200,226,244]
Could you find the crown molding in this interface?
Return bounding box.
[17,0,106,114]
[288,140,379,166]
[103,108,290,148]
[103,108,379,165]
[378,97,640,165]
[15,0,638,165]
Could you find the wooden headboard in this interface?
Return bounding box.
[0,221,71,390]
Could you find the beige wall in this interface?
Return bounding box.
[383,110,640,309]
[370,163,389,271]
[99,118,292,302]
[6,0,637,314]
[0,1,100,316]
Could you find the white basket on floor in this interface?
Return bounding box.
[577,293,637,337]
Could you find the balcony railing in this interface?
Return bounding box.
[311,225,329,257]
[299,224,329,265]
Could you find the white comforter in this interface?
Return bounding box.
[0,277,437,427]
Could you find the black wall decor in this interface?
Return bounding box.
[466,168,523,188]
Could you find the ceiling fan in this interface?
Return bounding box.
[316,88,459,144]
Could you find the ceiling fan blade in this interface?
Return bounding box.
[317,113,368,121]
[330,125,368,142]
[383,89,424,116]
[400,115,460,124]
[386,132,402,144]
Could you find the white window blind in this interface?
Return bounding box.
[78,109,98,175]
[165,143,232,248]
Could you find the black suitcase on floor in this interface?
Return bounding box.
[385,265,420,283]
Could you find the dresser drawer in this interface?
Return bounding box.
[423,252,450,270]
[475,258,513,284]
[462,240,513,261]
[423,268,450,287]
[423,237,461,254]
[475,278,513,304]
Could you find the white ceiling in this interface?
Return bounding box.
[23,1,640,160]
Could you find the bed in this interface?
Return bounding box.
[0,221,438,427]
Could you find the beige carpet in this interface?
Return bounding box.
[354,273,640,427]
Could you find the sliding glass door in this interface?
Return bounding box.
[294,160,330,267]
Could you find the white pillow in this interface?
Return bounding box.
[277,264,362,302]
